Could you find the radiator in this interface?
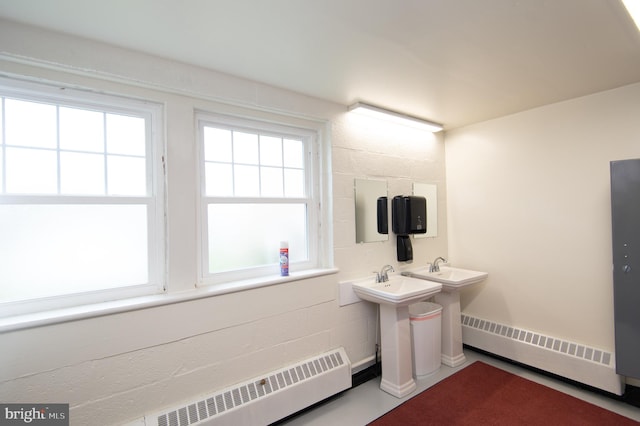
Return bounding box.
[145,348,351,426]
[462,314,624,395]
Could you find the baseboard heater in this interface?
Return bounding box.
[462,314,624,395]
[145,348,351,426]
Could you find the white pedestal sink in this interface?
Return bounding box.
[403,266,488,367]
[352,274,442,398]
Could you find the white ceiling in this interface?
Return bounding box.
[1,0,639,129]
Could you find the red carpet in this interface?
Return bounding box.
[369,361,639,425]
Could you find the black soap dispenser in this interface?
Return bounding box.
[397,235,413,262]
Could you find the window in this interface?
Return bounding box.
[0,79,164,316]
[198,113,321,284]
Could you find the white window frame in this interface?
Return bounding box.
[0,77,165,317]
[197,111,322,285]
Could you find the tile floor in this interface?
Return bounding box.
[279,349,640,425]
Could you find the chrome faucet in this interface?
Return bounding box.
[375,264,395,283]
[428,257,447,273]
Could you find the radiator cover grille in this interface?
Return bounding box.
[151,348,350,426]
[462,314,613,366]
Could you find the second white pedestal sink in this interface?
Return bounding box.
[406,266,488,292]
[352,274,441,398]
[403,266,488,367]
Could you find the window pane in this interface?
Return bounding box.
[208,203,307,273]
[284,168,305,197]
[233,131,258,164]
[106,113,146,156]
[107,155,146,196]
[60,152,105,195]
[205,162,233,196]
[198,114,317,284]
[60,107,105,152]
[283,138,304,168]
[260,166,283,197]
[260,135,282,166]
[234,164,259,196]
[5,147,57,194]
[0,204,148,302]
[5,99,57,149]
[204,127,232,162]
[0,82,161,312]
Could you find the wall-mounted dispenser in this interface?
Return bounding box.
[392,195,427,261]
[377,196,388,234]
[396,235,413,262]
[392,196,427,235]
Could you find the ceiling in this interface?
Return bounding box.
[1,0,639,129]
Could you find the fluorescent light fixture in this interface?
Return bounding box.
[622,0,640,32]
[348,102,443,132]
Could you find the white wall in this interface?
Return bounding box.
[446,82,640,355]
[0,20,447,424]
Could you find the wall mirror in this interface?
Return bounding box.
[355,178,388,243]
[413,182,438,238]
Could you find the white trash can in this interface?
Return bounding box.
[409,301,442,377]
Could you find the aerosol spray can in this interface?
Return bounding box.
[280,241,289,276]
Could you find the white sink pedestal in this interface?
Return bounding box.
[378,304,416,398]
[349,273,442,399]
[434,290,466,367]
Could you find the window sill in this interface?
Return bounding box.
[0,268,338,333]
